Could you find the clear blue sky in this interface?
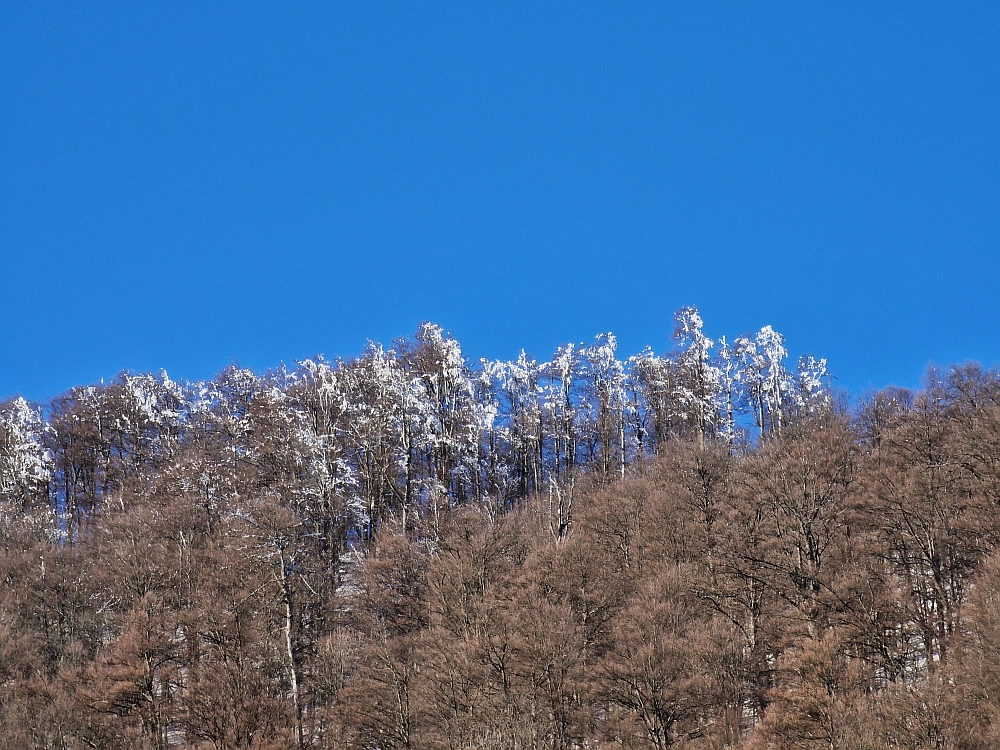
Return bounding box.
[2,3,998,402]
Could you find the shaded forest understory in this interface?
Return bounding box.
[4,313,1000,748]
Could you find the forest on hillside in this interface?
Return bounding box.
[2,307,1000,748]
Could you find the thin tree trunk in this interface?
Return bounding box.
[277,543,304,749]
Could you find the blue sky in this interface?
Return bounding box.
[2,2,998,402]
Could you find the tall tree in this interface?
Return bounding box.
[0,397,51,512]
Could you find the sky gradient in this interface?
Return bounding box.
[2,2,999,402]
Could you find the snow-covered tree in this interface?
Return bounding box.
[399,324,479,506]
[628,347,676,453]
[341,344,429,537]
[794,355,832,416]
[0,396,51,510]
[580,333,627,477]
[109,371,185,467]
[672,306,722,444]
[715,336,741,445]
[470,359,511,513]
[491,351,546,498]
[543,343,584,478]
[622,350,652,459]
[736,326,793,438]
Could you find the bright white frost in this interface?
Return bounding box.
[672,306,722,440]
[0,397,51,504]
[796,355,831,414]
[581,333,627,475]
[487,351,546,496]
[735,325,794,437]
[543,342,583,474]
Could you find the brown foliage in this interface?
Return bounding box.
[8,364,1000,748]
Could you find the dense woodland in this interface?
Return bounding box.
[3,308,1000,748]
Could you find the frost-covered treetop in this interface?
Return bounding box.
[0,308,830,532]
[0,396,51,504]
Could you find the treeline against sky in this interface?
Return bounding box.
[0,307,831,543]
[5,310,1000,747]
